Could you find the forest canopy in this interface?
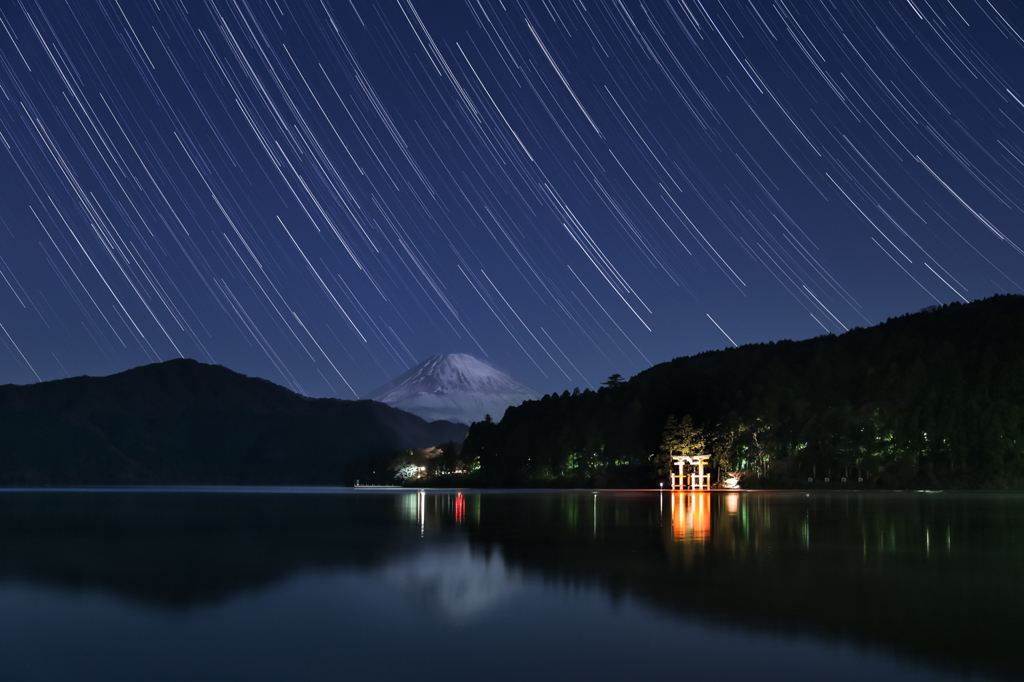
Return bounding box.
[460,295,1024,489]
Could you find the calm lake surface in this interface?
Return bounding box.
[0,489,1020,681]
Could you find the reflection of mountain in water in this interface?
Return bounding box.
[0,492,424,607]
[383,543,519,618]
[1,489,1021,680]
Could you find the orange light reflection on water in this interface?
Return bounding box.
[670,492,711,543]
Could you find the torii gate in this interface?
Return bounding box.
[670,453,711,490]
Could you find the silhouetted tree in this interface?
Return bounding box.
[656,415,704,478]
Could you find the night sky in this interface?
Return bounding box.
[1,0,1022,398]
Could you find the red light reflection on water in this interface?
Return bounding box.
[455,492,465,524]
[670,492,710,542]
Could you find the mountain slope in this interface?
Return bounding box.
[462,295,1024,488]
[0,359,466,485]
[365,354,539,425]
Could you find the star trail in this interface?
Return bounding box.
[0,0,1022,397]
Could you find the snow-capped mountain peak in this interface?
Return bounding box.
[365,354,539,425]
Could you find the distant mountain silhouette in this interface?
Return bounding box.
[366,353,539,424]
[0,359,466,485]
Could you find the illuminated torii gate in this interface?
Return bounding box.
[670,454,711,490]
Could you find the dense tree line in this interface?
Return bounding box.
[461,295,1024,488]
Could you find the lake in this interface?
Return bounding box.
[0,489,1020,681]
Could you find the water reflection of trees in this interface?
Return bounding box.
[0,492,426,606]
[1,490,1021,679]
[438,491,1023,681]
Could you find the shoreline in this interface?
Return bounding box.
[0,485,1006,494]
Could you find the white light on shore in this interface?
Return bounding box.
[721,472,741,489]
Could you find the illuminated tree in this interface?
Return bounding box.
[656,415,705,476]
[394,464,419,482]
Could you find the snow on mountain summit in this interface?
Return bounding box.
[365,354,539,425]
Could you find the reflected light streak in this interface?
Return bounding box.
[419,489,426,538]
[670,492,711,543]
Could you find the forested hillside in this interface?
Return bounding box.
[0,359,466,485]
[462,295,1024,488]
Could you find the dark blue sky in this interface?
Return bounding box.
[0,0,1022,397]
